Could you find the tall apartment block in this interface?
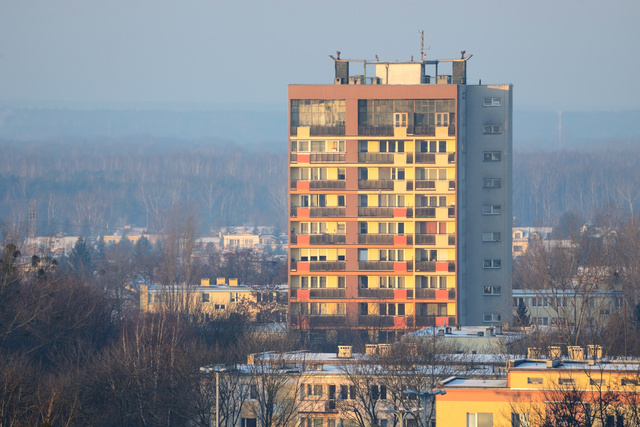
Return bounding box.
[288,53,512,343]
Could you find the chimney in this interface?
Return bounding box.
[216,277,226,285]
[337,345,352,358]
[229,278,238,287]
[201,278,210,287]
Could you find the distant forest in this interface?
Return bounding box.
[1,136,639,235]
[0,137,287,235]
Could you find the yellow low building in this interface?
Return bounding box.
[140,278,254,318]
[437,353,640,427]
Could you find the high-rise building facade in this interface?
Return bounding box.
[288,53,512,343]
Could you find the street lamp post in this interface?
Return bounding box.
[402,388,446,427]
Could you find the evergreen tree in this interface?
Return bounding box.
[516,300,531,327]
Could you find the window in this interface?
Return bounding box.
[483,179,502,189]
[483,313,502,323]
[621,378,638,386]
[483,232,501,242]
[483,124,502,134]
[511,413,529,427]
[202,293,210,303]
[379,140,405,152]
[589,378,607,386]
[439,140,447,152]
[514,245,523,253]
[527,377,543,384]
[241,418,257,427]
[468,412,493,427]
[306,420,322,427]
[483,151,501,161]
[394,113,408,127]
[436,113,449,127]
[483,97,502,107]
[483,286,502,295]
[483,259,501,269]
[306,384,323,397]
[483,205,501,215]
[558,378,575,385]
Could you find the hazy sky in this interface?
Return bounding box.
[0,0,638,112]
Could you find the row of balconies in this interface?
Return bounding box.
[290,260,456,272]
[290,206,455,219]
[289,233,455,246]
[290,287,456,300]
[290,180,455,192]
[290,314,457,328]
[290,152,456,165]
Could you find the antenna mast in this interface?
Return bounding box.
[420,30,424,59]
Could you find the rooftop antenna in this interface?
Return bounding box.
[420,30,424,59]
[558,111,563,149]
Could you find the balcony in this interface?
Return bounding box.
[358,315,395,327]
[358,180,395,190]
[358,288,395,299]
[310,261,346,271]
[415,234,436,245]
[291,234,346,245]
[415,180,436,191]
[357,207,394,218]
[358,234,413,245]
[309,288,346,298]
[310,153,345,163]
[415,153,436,164]
[310,180,346,190]
[290,315,347,327]
[309,207,346,217]
[358,261,395,271]
[415,207,436,218]
[415,288,436,299]
[415,261,436,272]
[358,153,394,164]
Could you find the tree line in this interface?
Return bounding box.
[2,137,640,236]
[0,137,287,234]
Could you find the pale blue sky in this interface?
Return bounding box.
[0,0,638,112]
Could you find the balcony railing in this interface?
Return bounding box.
[358,234,394,244]
[358,288,395,299]
[290,315,348,327]
[358,261,395,271]
[358,234,413,245]
[415,180,436,190]
[310,180,346,190]
[358,180,395,190]
[358,153,395,164]
[415,261,436,272]
[357,207,394,217]
[358,315,395,327]
[415,288,436,299]
[310,234,346,245]
[415,153,436,164]
[415,234,436,245]
[309,207,346,217]
[415,207,436,218]
[291,234,346,245]
[310,261,346,271]
[310,153,345,163]
[309,288,346,298]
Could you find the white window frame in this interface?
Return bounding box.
[483,97,502,107]
[483,151,502,161]
[483,259,501,269]
[482,313,502,323]
[483,205,501,215]
[483,124,502,134]
[483,232,501,242]
[483,178,502,189]
[483,285,502,295]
